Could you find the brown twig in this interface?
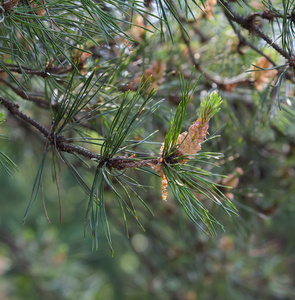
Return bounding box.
[0,77,49,107]
[0,96,51,137]
[249,10,280,21]
[170,0,252,88]
[179,20,251,87]
[220,1,295,84]
[0,96,157,170]
[219,0,291,61]
[0,64,73,78]
[106,158,158,170]
[225,14,276,66]
[225,12,295,85]
[249,9,295,22]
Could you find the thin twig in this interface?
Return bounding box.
[0,96,158,170]
[225,14,276,66]
[106,158,158,170]
[169,0,252,88]
[0,64,73,78]
[220,1,295,83]
[0,96,50,137]
[219,0,291,60]
[249,10,295,21]
[0,77,49,107]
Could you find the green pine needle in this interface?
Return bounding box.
[198,92,223,123]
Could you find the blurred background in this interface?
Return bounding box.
[1,0,295,299]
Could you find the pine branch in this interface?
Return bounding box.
[219,0,292,61]
[224,14,276,66]
[0,64,74,78]
[106,158,158,170]
[248,9,295,21]
[226,14,295,85]
[0,96,158,169]
[0,97,51,137]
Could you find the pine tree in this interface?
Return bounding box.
[1,1,295,299]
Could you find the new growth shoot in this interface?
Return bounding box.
[176,91,222,161]
[152,91,223,201]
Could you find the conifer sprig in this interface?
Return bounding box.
[83,79,161,250]
[149,74,236,234]
[162,72,202,157]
